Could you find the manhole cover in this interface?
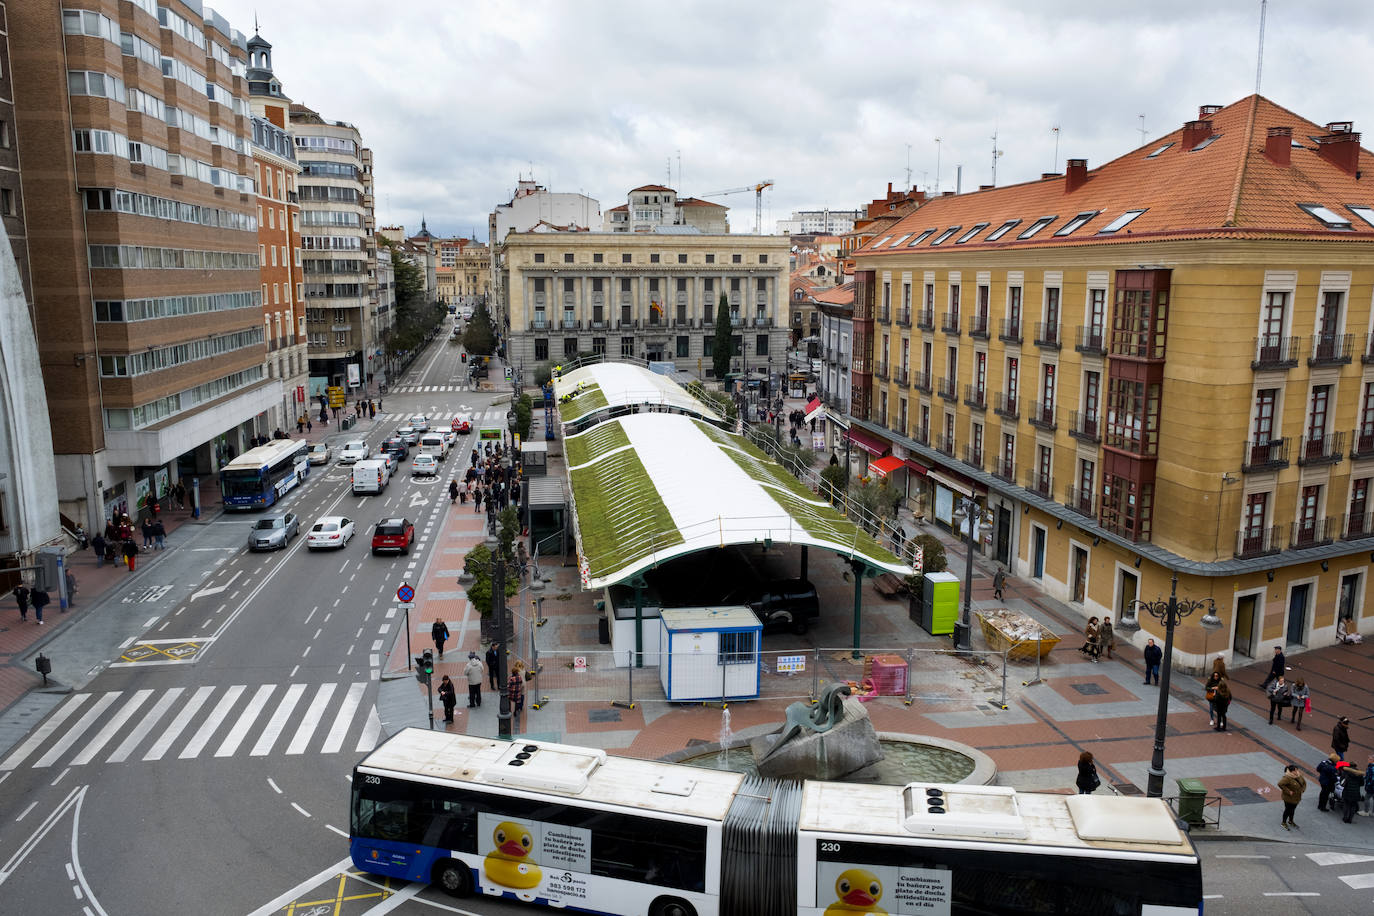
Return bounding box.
[588,708,622,723]
[1070,682,1108,696]
[1216,786,1266,805]
[1113,782,1144,796]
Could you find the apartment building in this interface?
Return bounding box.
[776,208,861,236]
[489,178,600,327]
[290,102,377,393]
[602,185,728,234]
[850,95,1374,667]
[815,282,855,455]
[502,229,789,376]
[245,32,306,430]
[10,0,268,527]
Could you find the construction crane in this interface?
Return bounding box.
[700,179,775,234]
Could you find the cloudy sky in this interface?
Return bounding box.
[213,0,1371,237]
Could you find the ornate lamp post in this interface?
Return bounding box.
[950,498,977,651]
[1117,572,1223,798]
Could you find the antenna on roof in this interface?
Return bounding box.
[1254,0,1268,94]
[1051,126,1060,173]
[990,127,1004,187]
[1138,115,1147,146]
[934,138,942,194]
[905,143,913,189]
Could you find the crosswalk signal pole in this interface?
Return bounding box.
[416,649,435,729]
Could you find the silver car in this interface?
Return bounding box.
[247,512,299,551]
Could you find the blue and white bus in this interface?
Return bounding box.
[350,730,1204,916]
[219,439,311,509]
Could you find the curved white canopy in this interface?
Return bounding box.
[553,362,721,427]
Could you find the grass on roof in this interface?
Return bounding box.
[565,422,630,469]
[569,439,683,579]
[557,382,609,423]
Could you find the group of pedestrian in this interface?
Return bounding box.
[464,444,521,517]
[98,513,157,571]
[1310,743,1374,826]
[11,583,51,625]
[1203,655,1233,731]
[429,630,525,729]
[1079,615,1114,662]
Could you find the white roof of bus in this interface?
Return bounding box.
[360,729,744,822]
[221,439,306,471]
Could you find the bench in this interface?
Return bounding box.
[873,572,906,598]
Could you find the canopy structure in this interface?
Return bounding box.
[565,412,912,589]
[552,362,722,432]
[868,455,904,478]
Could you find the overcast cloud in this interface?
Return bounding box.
[212,0,1373,237]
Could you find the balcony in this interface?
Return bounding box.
[941,311,962,335]
[1298,431,1345,467]
[1343,511,1374,540]
[1075,325,1107,357]
[1363,332,1374,364]
[1309,332,1353,367]
[1241,438,1290,472]
[1290,517,1335,549]
[617,318,638,329]
[963,384,988,411]
[991,456,1016,482]
[993,391,1019,420]
[1065,486,1095,517]
[934,433,956,456]
[937,376,958,401]
[590,320,609,329]
[1034,321,1061,350]
[530,318,550,330]
[753,316,772,328]
[894,367,910,386]
[969,314,991,340]
[912,370,932,394]
[1351,428,1374,461]
[874,362,889,380]
[895,309,912,328]
[917,309,935,331]
[998,317,1023,344]
[876,306,890,322]
[911,426,930,446]
[1235,524,1283,559]
[1069,410,1100,444]
[1251,335,1300,370]
[1023,469,1053,498]
[560,319,580,330]
[962,444,984,470]
[1027,400,1057,431]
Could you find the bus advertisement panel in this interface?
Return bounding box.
[219,440,310,509]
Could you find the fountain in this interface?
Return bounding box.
[716,707,733,768]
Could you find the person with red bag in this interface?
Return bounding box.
[1289,677,1310,731]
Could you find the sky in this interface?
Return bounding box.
[211,0,1374,238]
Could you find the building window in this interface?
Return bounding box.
[592,337,606,355]
[622,253,632,263]
[678,253,687,264]
[676,336,689,358]
[650,253,660,263]
[1045,286,1060,329]
[564,252,573,263]
[1088,288,1106,338]
[621,336,634,358]
[534,253,544,263]
[732,254,742,264]
[1104,377,1160,455]
[703,336,714,357]
[564,337,579,358]
[1253,388,1278,443]
[1041,364,1055,411]
[1036,445,1053,493]
[1100,472,1153,541]
[756,334,768,357]
[1307,384,1331,448]
[1111,285,1169,358]
[593,253,603,263]
[1005,357,1018,401]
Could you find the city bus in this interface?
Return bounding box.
[219,439,311,509]
[350,730,1203,916]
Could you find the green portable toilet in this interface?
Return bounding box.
[920,571,960,635]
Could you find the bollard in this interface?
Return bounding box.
[903,647,915,706]
[810,647,821,704]
[997,650,1010,709]
[35,654,51,687]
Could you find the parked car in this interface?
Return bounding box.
[745,579,821,635]
[247,513,298,551]
[451,416,472,434]
[411,453,439,477]
[380,437,410,461]
[338,440,369,464]
[307,443,332,466]
[395,425,420,445]
[371,518,415,554]
[408,415,430,432]
[306,516,355,550]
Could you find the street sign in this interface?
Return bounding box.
[396,583,415,603]
[776,654,806,673]
[573,656,587,672]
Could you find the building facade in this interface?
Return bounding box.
[11,0,270,528]
[776,208,861,236]
[850,96,1374,667]
[502,230,790,378]
[602,184,728,234]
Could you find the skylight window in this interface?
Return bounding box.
[873,236,892,249]
[1054,211,1100,236]
[1145,142,1174,159]
[1347,205,1374,229]
[1297,203,1352,230]
[955,222,990,244]
[1018,215,1057,239]
[1190,134,1221,151]
[985,219,1021,241]
[1097,209,1148,234]
[929,226,961,246]
[889,233,912,247]
[907,228,937,246]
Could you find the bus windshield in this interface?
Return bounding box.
[220,469,265,499]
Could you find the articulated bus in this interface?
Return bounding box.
[350,729,1203,916]
[219,439,311,509]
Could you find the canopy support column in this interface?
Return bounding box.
[800,545,808,582]
[850,558,866,659]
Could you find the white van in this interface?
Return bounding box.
[418,433,449,462]
[352,459,389,494]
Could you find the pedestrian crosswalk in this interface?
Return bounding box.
[392,384,471,393]
[0,682,380,771]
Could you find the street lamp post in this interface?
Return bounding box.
[487,533,513,739]
[951,498,976,651]
[1117,572,1223,798]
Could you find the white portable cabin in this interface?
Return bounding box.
[658,606,762,702]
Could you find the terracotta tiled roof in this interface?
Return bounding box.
[812,282,855,306]
[631,184,674,192]
[606,204,628,212]
[859,95,1374,256]
[678,197,726,208]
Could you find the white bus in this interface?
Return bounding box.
[350,730,1203,916]
[219,439,310,509]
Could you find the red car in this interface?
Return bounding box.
[370,517,415,555]
[451,416,472,434]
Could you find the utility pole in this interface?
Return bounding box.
[990,128,1003,187]
[905,143,913,189]
[1255,0,1268,94]
[1051,127,1060,172]
[1138,115,1147,146]
[934,138,942,194]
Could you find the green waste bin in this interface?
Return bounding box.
[342,416,354,430]
[1176,778,1207,827]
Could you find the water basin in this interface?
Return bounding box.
[679,737,976,785]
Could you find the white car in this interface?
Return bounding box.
[408,415,430,432]
[307,443,332,465]
[338,440,369,464]
[306,516,355,550]
[411,453,439,477]
[395,425,420,445]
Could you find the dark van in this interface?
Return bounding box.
[746,579,820,634]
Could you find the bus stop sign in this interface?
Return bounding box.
[396,583,415,603]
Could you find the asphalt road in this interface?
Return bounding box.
[1197,836,1374,915]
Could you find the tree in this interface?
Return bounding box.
[820,463,848,505]
[463,301,497,355]
[462,543,518,614]
[498,506,520,561]
[515,393,533,441]
[712,292,732,384]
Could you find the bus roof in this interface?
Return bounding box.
[359,729,744,823]
[221,439,308,473]
[798,781,1197,860]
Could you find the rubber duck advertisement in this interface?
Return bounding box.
[815,861,952,915]
[476,812,592,904]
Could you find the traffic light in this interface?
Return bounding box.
[461,352,467,362]
[415,649,434,684]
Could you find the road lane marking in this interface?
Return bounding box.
[15,801,37,822]
[267,778,282,794]
[70,689,154,765]
[251,683,307,756]
[0,785,83,888]
[326,824,348,838]
[34,695,123,768]
[291,802,311,818]
[286,683,337,754]
[179,685,246,758]
[244,856,355,916]
[1,695,92,771]
[289,665,299,678]
[215,684,276,757]
[357,706,382,752]
[142,685,215,760]
[107,689,184,762]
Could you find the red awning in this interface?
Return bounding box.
[803,397,824,422]
[904,459,929,476]
[846,427,889,456]
[869,456,905,477]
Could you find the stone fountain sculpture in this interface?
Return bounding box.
[749,684,884,780]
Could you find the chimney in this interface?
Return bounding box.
[1265,126,1292,167]
[1316,122,1361,176]
[1199,104,1223,118]
[1041,172,1061,180]
[979,184,994,191]
[1181,119,1213,150]
[1065,158,1088,193]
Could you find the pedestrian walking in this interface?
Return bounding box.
[104,538,118,567]
[123,538,139,571]
[449,480,459,504]
[1362,755,1374,817]
[1083,617,1101,662]
[1317,753,1340,811]
[464,652,484,707]
[13,583,30,622]
[992,567,1006,601]
[1142,638,1162,685]
[431,619,450,660]
[1205,656,1227,726]
[1289,677,1310,730]
[141,517,155,548]
[1100,618,1116,659]
[1338,761,1363,823]
[1075,751,1100,794]
[1211,675,1232,731]
[486,643,500,690]
[1278,763,1306,830]
[65,570,77,608]
[1260,645,1286,691]
[1332,715,1352,760]
[508,661,526,731]
[1266,674,1292,725]
[306,418,313,433]
[153,519,166,550]
[174,482,186,510]
[30,586,49,625]
[437,675,457,725]
[92,533,107,568]
[297,417,305,434]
